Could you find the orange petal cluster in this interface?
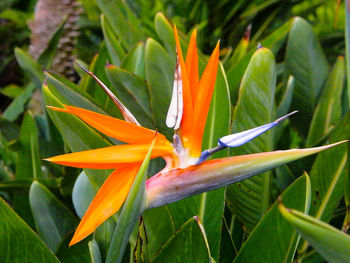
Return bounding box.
[46,105,173,245]
[45,26,220,246]
[174,26,220,157]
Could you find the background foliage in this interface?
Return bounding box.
[0,0,350,262]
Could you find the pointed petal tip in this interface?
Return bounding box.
[46,106,70,113]
[275,110,298,123]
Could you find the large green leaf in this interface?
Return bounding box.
[105,65,155,129]
[145,38,173,138]
[72,171,96,219]
[29,181,77,252]
[55,233,90,263]
[143,206,176,258]
[16,111,42,180]
[101,15,126,66]
[121,42,146,78]
[234,173,310,263]
[346,0,350,105]
[105,139,155,263]
[42,83,111,188]
[279,203,350,263]
[225,19,292,104]
[306,56,345,146]
[227,47,276,231]
[284,17,329,135]
[298,112,350,253]
[154,12,175,58]
[14,48,45,87]
[96,0,143,49]
[2,83,35,121]
[150,217,210,263]
[0,197,60,263]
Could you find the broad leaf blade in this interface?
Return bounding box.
[101,15,126,66]
[150,217,210,263]
[145,38,173,138]
[279,204,350,263]
[0,197,60,263]
[29,181,77,252]
[234,173,310,263]
[225,19,292,105]
[284,17,329,135]
[306,56,345,146]
[16,111,42,180]
[227,47,276,231]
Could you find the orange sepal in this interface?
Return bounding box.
[48,105,170,146]
[174,26,194,148]
[44,143,174,169]
[185,29,199,104]
[69,164,140,246]
[191,41,220,156]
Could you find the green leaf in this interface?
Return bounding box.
[29,181,77,252]
[0,197,60,263]
[105,65,155,129]
[72,171,96,219]
[145,38,173,138]
[279,203,350,263]
[299,111,350,253]
[101,15,126,66]
[97,0,143,49]
[346,1,350,106]
[154,12,175,58]
[277,75,294,118]
[105,138,156,263]
[284,17,329,135]
[1,84,24,98]
[225,19,292,105]
[89,240,102,263]
[3,83,35,121]
[38,17,67,68]
[306,56,345,146]
[42,83,111,188]
[56,233,90,263]
[16,111,42,179]
[234,173,310,263]
[121,42,146,78]
[227,47,276,231]
[143,206,176,258]
[14,48,45,87]
[150,217,210,263]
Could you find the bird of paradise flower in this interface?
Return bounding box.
[45,26,344,247]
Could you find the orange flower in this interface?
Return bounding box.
[45,26,344,246]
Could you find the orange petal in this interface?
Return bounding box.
[44,143,174,169]
[48,105,170,146]
[185,29,199,104]
[174,26,194,148]
[191,41,220,156]
[69,164,140,246]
